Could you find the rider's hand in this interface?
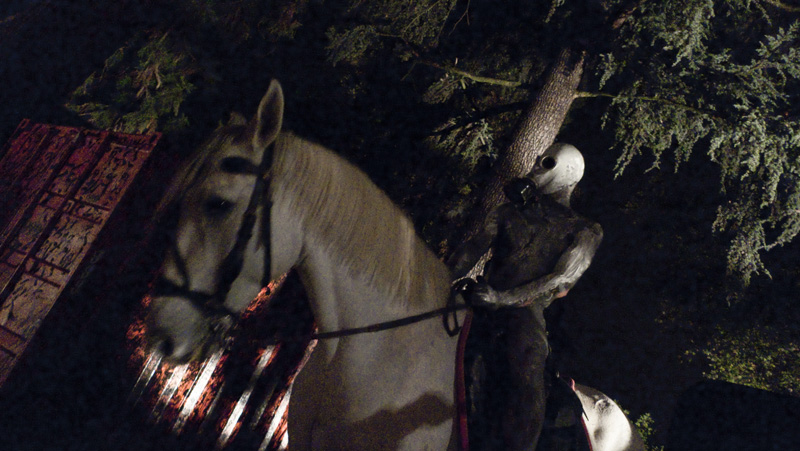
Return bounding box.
[471,280,503,309]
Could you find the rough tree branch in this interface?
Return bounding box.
[453,48,586,257]
[417,59,525,88]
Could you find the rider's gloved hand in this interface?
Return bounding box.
[470,277,504,309]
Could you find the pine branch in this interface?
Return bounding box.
[761,0,800,12]
[417,59,525,88]
[575,90,726,122]
[611,0,645,29]
[428,101,530,137]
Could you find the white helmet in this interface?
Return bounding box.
[529,143,584,195]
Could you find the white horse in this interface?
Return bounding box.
[145,79,644,451]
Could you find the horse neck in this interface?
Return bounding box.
[295,225,451,330]
[269,135,452,328]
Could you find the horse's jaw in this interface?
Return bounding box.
[145,295,211,363]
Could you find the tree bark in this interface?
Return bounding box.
[460,48,586,245]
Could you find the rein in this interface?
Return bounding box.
[311,302,470,341]
[261,278,475,344]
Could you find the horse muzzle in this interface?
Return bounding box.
[145,293,234,363]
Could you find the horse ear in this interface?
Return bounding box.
[251,79,284,151]
[228,112,247,126]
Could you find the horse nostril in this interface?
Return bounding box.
[157,338,175,357]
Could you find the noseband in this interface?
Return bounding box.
[153,142,275,330]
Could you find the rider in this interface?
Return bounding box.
[448,143,603,450]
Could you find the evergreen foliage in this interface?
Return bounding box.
[61,0,800,285]
[64,0,306,135]
[66,32,196,134]
[700,325,800,395]
[633,413,665,451]
[594,1,800,284]
[176,0,303,42]
[326,0,457,65]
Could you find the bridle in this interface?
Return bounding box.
[152,138,470,348]
[152,140,276,340]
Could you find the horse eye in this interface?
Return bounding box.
[220,157,255,174]
[541,156,557,170]
[204,197,233,217]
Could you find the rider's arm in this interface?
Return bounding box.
[476,222,603,308]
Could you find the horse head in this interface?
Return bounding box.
[145,80,285,362]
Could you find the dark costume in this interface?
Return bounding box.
[449,143,603,450]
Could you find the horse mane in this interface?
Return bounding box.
[271,133,452,309]
[156,126,451,309]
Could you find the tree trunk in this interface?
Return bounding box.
[462,48,586,243]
